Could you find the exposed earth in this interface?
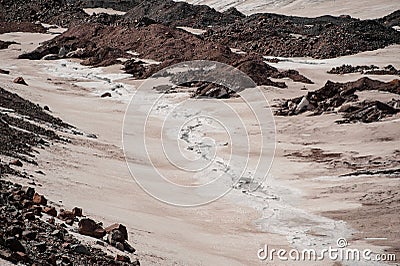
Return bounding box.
[0,0,399,265]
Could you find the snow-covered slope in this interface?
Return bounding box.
[181,0,399,19]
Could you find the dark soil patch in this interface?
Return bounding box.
[0,22,47,34]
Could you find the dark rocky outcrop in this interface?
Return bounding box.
[275,77,400,123]
[0,180,140,265]
[328,64,400,76]
[120,0,244,28]
[0,0,89,27]
[204,11,400,59]
[18,23,299,88]
[0,40,17,50]
[0,86,71,176]
[0,22,46,34]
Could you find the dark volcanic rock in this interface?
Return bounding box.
[339,100,399,123]
[0,86,70,176]
[72,207,83,217]
[105,223,128,241]
[0,86,140,265]
[2,0,399,60]
[0,40,17,50]
[0,86,69,127]
[43,206,57,217]
[193,83,237,99]
[120,0,244,28]
[13,77,28,86]
[0,22,46,34]
[32,192,47,205]
[328,64,400,76]
[377,10,400,27]
[276,77,400,123]
[19,23,295,88]
[107,230,126,246]
[0,0,89,27]
[9,160,23,167]
[5,237,25,252]
[328,64,379,74]
[271,69,314,84]
[78,218,106,239]
[0,179,138,265]
[58,210,75,221]
[0,69,10,74]
[116,254,131,263]
[204,12,400,59]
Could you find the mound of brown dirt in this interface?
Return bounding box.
[0,22,46,34]
[3,0,399,60]
[19,23,311,88]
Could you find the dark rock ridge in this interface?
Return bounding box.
[0,22,47,34]
[377,10,400,27]
[0,40,17,50]
[119,0,244,28]
[0,87,69,128]
[18,23,311,88]
[0,0,89,27]
[2,0,399,59]
[204,11,400,59]
[0,86,71,175]
[328,64,400,76]
[275,77,400,123]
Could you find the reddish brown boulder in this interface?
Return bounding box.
[105,223,128,241]
[0,69,10,74]
[43,207,57,217]
[72,207,83,217]
[32,193,47,205]
[11,251,29,262]
[58,210,74,220]
[13,77,28,86]
[115,254,130,263]
[9,160,23,167]
[78,218,106,239]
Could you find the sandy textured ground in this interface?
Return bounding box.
[184,0,400,19]
[0,28,399,266]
